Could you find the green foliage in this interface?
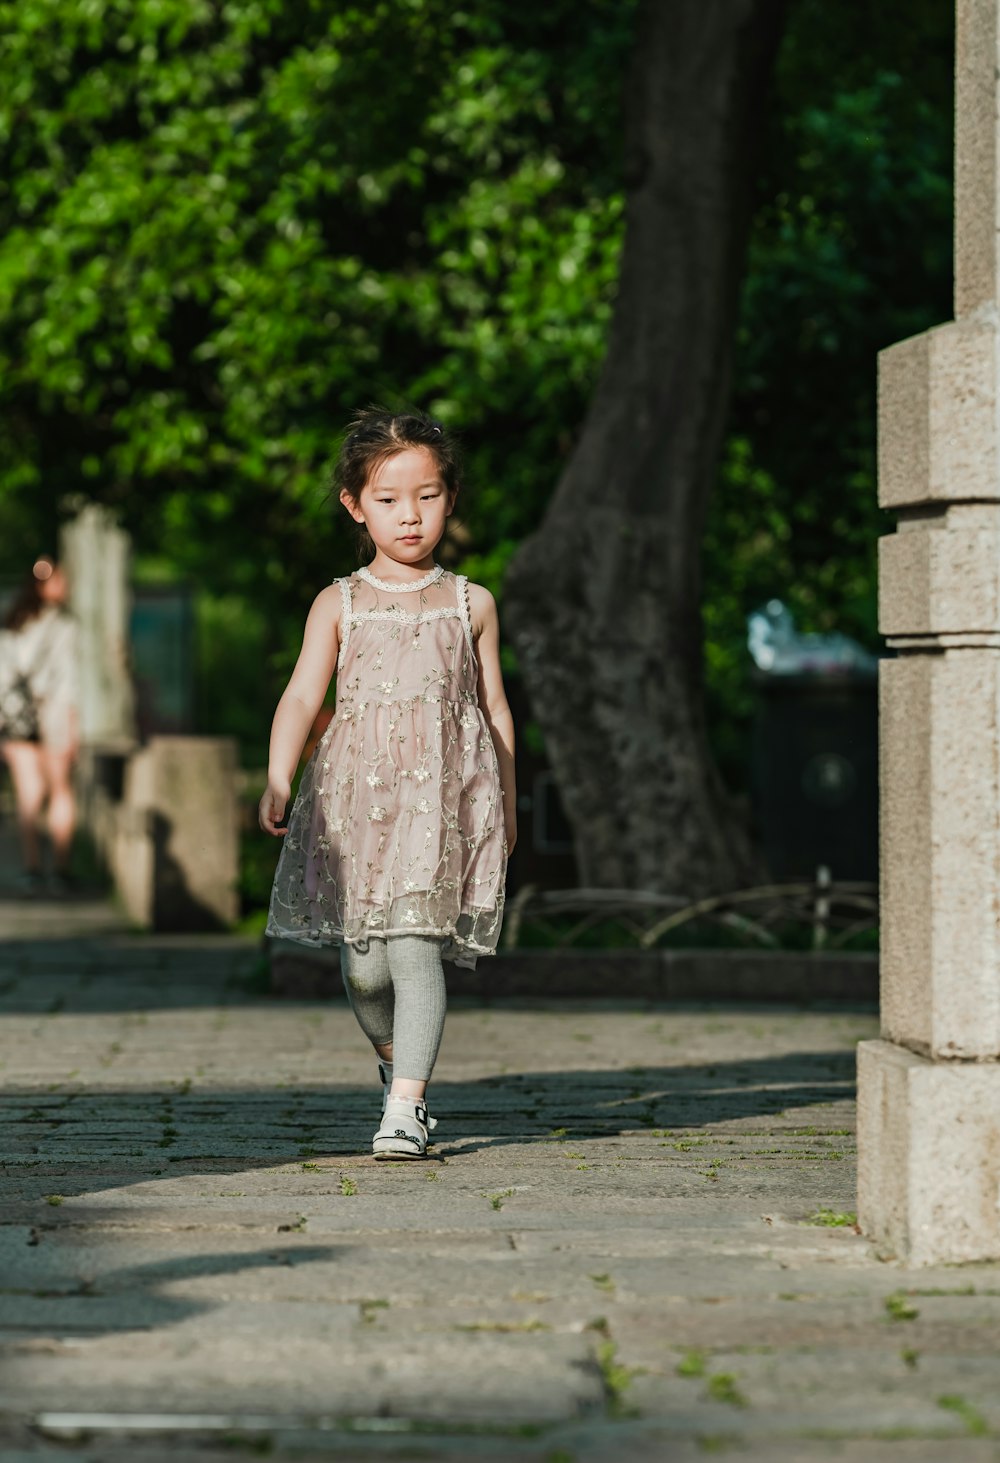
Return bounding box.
[0,0,630,618]
[704,0,952,784]
[0,0,954,795]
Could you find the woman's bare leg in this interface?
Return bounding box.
[2,742,46,873]
[41,745,76,873]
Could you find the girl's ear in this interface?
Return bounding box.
[339,488,365,524]
[446,488,459,517]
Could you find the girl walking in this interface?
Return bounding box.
[260,410,516,1158]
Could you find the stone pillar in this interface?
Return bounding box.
[60,503,136,747]
[857,0,1000,1264]
[113,737,240,931]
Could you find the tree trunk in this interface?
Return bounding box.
[504,0,787,894]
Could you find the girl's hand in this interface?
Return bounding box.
[259,779,291,836]
[505,813,518,857]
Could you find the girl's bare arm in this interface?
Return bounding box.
[469,583,517,855]
[259,586,342,836]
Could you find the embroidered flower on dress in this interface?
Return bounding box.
[415,768,430,784]
[367,806,387,823]
[414,798,434,815]
[378,678,398,695]
[402,909,420,925]
[366,771,386,789]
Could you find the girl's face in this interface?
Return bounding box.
[341,446,455,564]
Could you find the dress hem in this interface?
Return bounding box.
[265,920,497,971]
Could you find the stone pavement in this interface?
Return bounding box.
[2,878,1000,1460]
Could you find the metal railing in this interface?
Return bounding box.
[503,866,877,952]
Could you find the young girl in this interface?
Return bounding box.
[260,409,516,1158]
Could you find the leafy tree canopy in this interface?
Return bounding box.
[0,0,632,608]
[0,0,953,775]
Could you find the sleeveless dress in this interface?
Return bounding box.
[266,564,507,969]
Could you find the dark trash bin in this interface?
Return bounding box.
[747,601,880,882]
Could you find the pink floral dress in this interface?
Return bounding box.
[267,563,507,968]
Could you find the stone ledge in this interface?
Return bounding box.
[269,942,877,1004]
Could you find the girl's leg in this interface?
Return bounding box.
[41,745,76,874]
[385,935,447,1098]
[2,742,46,874]
[340,938,394,1061]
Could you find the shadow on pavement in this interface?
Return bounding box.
[3,1048,856,1201]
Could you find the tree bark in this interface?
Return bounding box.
[503,0,788,894]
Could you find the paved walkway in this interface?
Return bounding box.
[2,852,1000,1460]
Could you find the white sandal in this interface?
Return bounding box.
[373,1094,437,1159]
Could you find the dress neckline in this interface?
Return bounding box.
[357,563,445,594]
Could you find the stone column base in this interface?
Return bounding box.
[857,1038,1000,1264]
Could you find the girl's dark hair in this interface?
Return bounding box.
[333,408,462,560]
[4,556,57,631]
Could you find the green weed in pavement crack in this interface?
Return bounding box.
[706,1372,748,1407]
[677,1349,708,1378]
[807,1208,857,1227]
[595,1340,640,1418]
[937,1395,989,1436]
[884,1291,920,1322]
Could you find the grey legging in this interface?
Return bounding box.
[340,934,447,1082]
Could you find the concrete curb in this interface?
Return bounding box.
[269,943,878,1005]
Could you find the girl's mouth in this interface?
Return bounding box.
[401,536,422,543]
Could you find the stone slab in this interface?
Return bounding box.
[858,1037,1000,1264]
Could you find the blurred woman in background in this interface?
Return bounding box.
[0,556,80,893]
